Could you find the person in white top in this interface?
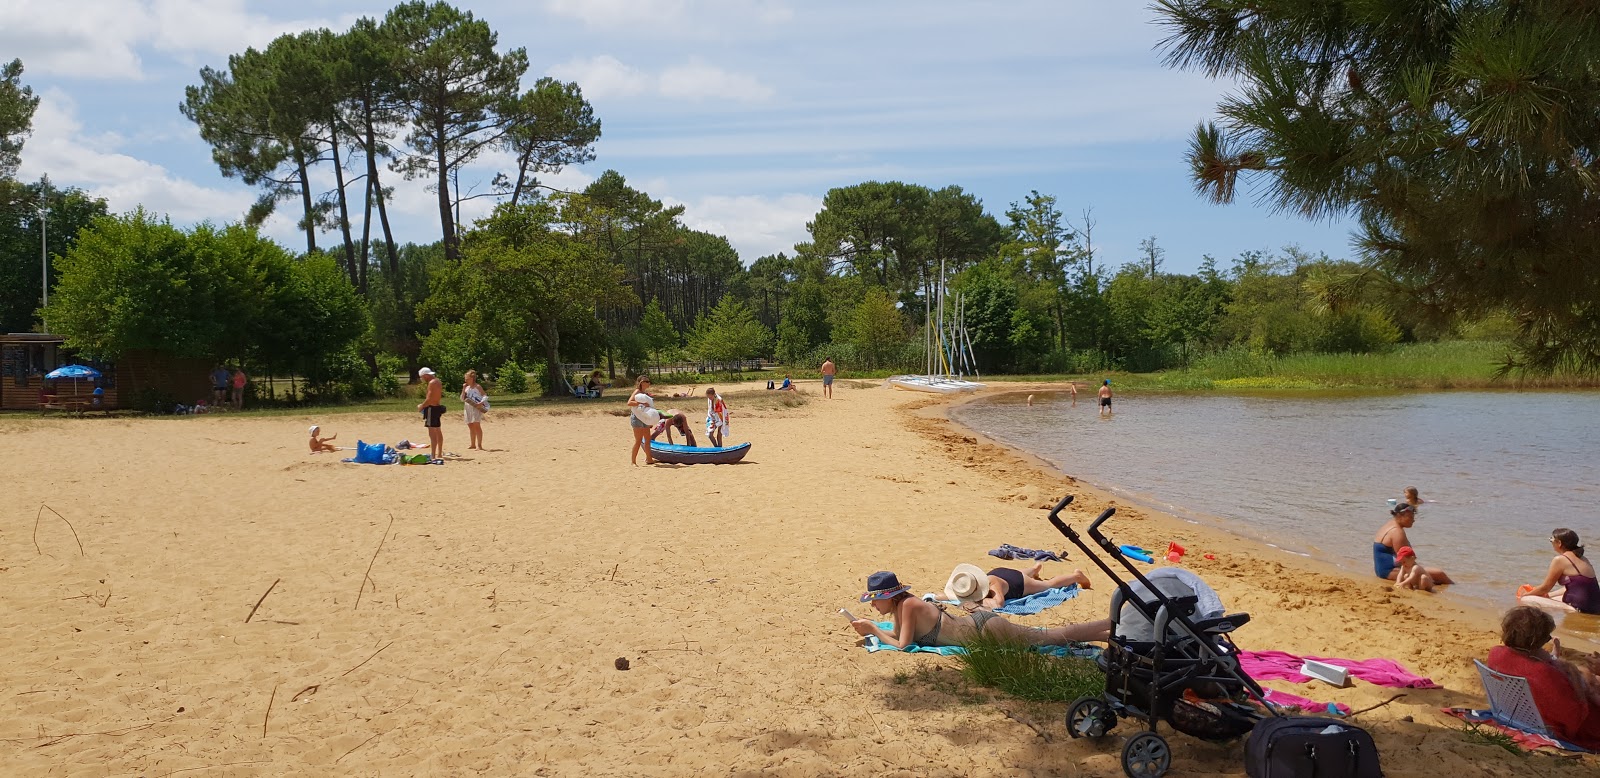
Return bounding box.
[461,369,488,450]
[627,375,661,465]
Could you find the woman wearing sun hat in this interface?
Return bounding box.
[849,571,1109,649]
[945,563,1092,611]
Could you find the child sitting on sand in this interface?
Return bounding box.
[308,425,338,453]
[1392,546,1434,592]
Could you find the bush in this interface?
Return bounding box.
[373,353,404,397]
[497,358,529,394]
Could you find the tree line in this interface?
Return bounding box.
[4,1,1598,402]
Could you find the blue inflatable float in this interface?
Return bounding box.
[649,441,751,465]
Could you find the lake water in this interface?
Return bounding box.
[951,390,1600,621]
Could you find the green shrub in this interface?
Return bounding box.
[497,358,529,394]
[373,353,404,397]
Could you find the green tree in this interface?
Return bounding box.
[0,181,109,333]
[638,298,677,374]
[840,287,908,369]
[688,294,772,367]
[1157,0,1600,372]
[953,260,1021,373]
[495,77,601,206]
[0,59,39,180]
[386,0,527,260]
[426,198,632,395]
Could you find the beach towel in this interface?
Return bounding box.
[342,452,399,465]
[1262,689,1351,716]
[1441,708,1595,753]
[995,585,1081,615]
[862,622,1102,659]
[1240,651,1440,689]
[988,544,1065,562]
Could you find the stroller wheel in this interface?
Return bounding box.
[1120,731,1171,778]
[1065,696,1115,738]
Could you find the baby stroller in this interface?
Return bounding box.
[1047,495,1276,778]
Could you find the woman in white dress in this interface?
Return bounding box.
[462,369,488,450]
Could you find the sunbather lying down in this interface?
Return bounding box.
[946,563,1091,610]
[850,571,1111,649]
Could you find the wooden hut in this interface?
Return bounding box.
[1,333,213,412]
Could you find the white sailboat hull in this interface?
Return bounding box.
[886,375,986,394]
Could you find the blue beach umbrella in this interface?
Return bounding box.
[46,364,101,396]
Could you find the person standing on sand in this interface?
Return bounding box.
[1098,380,1112,417]
[210,365,229,407]
[628,375,659,465]
[417,367,445,460]
[231,367,247,410]
[462,369,487,451]
[821,357,836,399]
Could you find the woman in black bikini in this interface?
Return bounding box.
[946,563,1092,610]
[848,571,1110,649]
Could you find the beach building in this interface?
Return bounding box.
[1,333,211,412]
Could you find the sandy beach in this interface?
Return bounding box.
[2,380,1595,777]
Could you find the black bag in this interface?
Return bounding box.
[1245,716,1382,777]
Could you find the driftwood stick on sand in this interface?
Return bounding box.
[340,641,395,678]
[353,514,395,611]
[334,727,394,763]
[33,504,86,557]
[998,706,1053,743]
[262,683,278,738]
[1347,693,1407,718]
[245,578,281,624]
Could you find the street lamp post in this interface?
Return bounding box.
[36,202,48,331]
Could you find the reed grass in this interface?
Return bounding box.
[953,631,1105,703]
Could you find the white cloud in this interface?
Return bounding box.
[547,56,652,100]
[548,56,773,103]
[17,89,251,224]
[0,0,353,79]
[542,0,791,32]
[659,62,774,102]
[666,193,821,262]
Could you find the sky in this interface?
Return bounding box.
[0,0,1357,275]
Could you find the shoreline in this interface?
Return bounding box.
[928,385,1600,653]
[918,384,1598,653]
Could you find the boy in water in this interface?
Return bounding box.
[308,425,339,453]
[1098,379,1113,417]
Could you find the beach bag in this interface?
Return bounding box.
[1245,716,1382,778]
[354,440,388,465]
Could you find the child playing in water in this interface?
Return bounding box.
[308,425,338,453]
[1393,546,1434,592]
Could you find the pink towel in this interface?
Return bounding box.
[1262,689,1351,716]
[1240,650,1440,689]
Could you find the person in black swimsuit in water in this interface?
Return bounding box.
[848,571,1110,648]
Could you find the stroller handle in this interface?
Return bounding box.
[1088,506,1116,537]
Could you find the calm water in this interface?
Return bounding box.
[952,390,1600,617]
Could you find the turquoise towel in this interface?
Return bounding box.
[996,584,1080,616]
[862,622,1102,659]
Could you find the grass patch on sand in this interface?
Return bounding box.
[1458,721,1524,757]
[953,631,1105,703]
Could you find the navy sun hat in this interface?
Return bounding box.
[861,571,911,602]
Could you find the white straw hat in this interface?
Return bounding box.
[309,425,319,435]
[945,563,990,607]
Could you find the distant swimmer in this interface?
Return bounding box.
[1068,381,1078,406]
[1027,394,1034,407]
[1098,380,1112,417]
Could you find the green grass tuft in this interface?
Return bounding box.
[1458,721,1525,757]
[953,630,1105,703]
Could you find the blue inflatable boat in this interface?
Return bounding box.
[649,441,751,465]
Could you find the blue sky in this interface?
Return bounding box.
[1,0,1355,274]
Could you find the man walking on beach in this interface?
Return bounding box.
[1098,379,1113,417]
[417,367,445,459]
[821,357,836,399]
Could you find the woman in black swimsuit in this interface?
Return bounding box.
[848,571,1110,649]
[957,564,1092,610]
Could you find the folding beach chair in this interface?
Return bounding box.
[1473,659,1550,737]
